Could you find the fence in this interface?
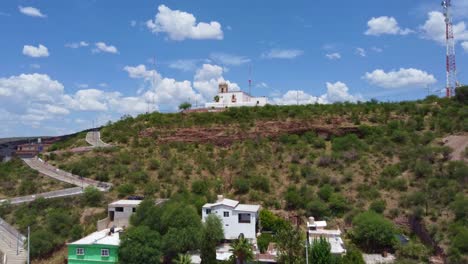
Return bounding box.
[0,217,25,249]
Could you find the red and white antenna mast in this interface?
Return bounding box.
[442,0,458,97]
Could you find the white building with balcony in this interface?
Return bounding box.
[307,217,346,255]
[205,83,268,109]
[202,195,260,240]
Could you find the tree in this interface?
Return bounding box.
[179,102,192,111]
[259,209,288,233]
[230,235,254,264]
[174,254,192,264]
[351,211,397,252]
[201,214,224,264]
[276,224,304,264]
[454,85,468,104]
[29,229,57,258]
[83,186,103,206]
[309,237,332,264]
[160,203,202,261]
[119,226,162,264]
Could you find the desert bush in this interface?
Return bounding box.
[369,200,386,214]
[250,175,270,193]
[117,183,136,198]
[351,211,397,252]
[233,178,250,194]
[83,186,103,207]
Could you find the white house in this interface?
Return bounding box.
[307,217,346,255]
[202,195,260,240]
[205,83,268,109]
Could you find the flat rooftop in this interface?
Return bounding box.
[109,200,142,206]
[69,228,122,246]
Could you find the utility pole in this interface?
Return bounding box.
[305,239,309,264]
[442,0,458,97]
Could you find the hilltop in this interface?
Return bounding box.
[1,94,467,263]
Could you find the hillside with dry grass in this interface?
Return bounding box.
[1,95,467,263]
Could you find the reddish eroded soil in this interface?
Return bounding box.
[140,119,362,146]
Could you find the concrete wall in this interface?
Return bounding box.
[202,205,257,240]
[108,205,136,228]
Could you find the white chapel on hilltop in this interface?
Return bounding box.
[205,83,268,109]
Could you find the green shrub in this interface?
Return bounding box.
[233,178,250,194]
[191,180,210,196]
[318,184,333,201]
[332,134,367,152]
[284,186,304,210]
[83,186,103,207]
[257,233,274,253]
[148,159,160,170]
[307,200,330,218]
[259,210,288,233]
[351,211,397,252]
[450,194,468,223]
[329,193,348,215]
[454,85,468,104]
[117,183,136,198]
[369,200,386,214]
[251,176,270,193]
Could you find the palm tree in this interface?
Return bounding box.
[174,254,192,264]
[230,235,254,264]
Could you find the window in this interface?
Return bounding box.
[224,211,229,217]
[132,208,136,213]
[206,209,211,214]
[101,248,110,257]
[115,207,124,212]
[76,248,85,255]
[238,213,251,223]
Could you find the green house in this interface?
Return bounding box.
[68,228,121,264]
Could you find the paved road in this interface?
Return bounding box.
[0,187,84,205]
[86,131,110,147]
[22,158,111,191]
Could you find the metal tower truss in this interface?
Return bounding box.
[442,0,458,97]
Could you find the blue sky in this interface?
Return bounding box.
[0,0,467,137]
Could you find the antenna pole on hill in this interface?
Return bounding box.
[442,0,458,98]
[248,64,252,96]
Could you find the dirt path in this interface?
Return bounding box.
[443,135,468,161]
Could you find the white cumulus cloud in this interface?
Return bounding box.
[325,53,341,60]
[462,41,468,52]
[355,48,366,57]
[18,6,46,18]
[23,44,49,58]
[93,42,118,54]
[209,53,250,66]
[169,60,198,72]
[146,5,223,41]
[65,41,89,48]
[193,64,240,99]
[262,49,304,59]
[363,68,437,88]
[365,16,413,36]
[420,11,468,44]
[273,82,362,105]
